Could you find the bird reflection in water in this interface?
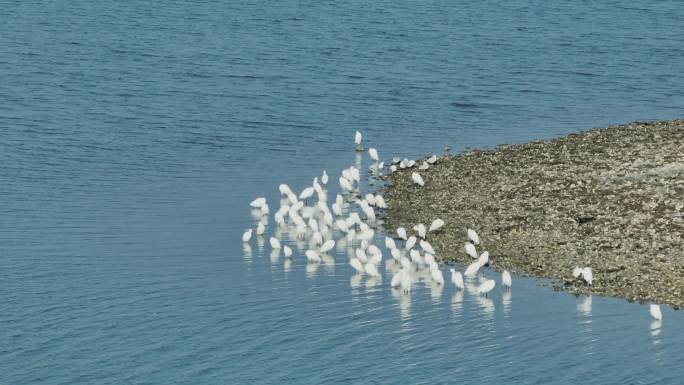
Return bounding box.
[502,289,512,317]
[242,244,253,265]
[478,296,495,317]
[391,288,412,320]
[305,261,320,278]
[451,291,464,317]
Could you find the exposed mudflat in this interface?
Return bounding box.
[384,120,684,307]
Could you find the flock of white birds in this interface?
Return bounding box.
[241,130,664,322]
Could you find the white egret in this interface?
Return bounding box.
[467,228,480,245]
[269,237,281,249]
[391,270,404,288]
[336,219,349,233]
[478,251,489,266]
[390,248,401,260]
[430,265,445,285]
[418,162,429,170]
[581,267,593,285]
[464,260,482,277]
[250,197,266,208]
[650,304,662,320]
[400,270,412,293]
[305,250,321,263]
[429,219,444,232]
[409,249,423,265]
[465,242,478,259]
[367,245,382,260]
[256,222,265,236]
[320,239,335,254]
[310,231,323,246]
[427,155,438,164]
[355,248,368,263]
[283,245,293,257]
[502,270,512,288]
[242,229,252,243]
[260,203,270,215]
[478,279,496,296]
[365,263,381,277]
[355,130,362,150]
[375,195,387,209]
[450,269,464,290]
[279,184,292,196]
[413,223,427,239]
[332,202,342,216]
[369,147,379,162]
[420,240,435,255]
[313,178,323,195]
[339,177,353,192]
[385,236,397,250]
[572,266,583,278]
[424,253,436,266]
[397,227,407,240]
[405,236,417,250]
[308,218,319,233]
[321,170,329,185]
[411,172,425,186]
[323,212,333,227]
[350,258,365,274]
[299,187,315,201]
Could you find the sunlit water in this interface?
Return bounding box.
[2,0,683,384]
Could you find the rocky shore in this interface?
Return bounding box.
[383,120,684,307]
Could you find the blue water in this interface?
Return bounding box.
[2,1,683,384]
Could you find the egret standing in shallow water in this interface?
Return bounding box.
[250,197,266,208]
[450,269,464,290]
[369,147,379,162]
[355,130,363,151]
[502,270,512,288]
[478,279,496,296]
[242,229,252,243]
[650,304,662,320]
[350,258,365,274]
[464,260,482,277]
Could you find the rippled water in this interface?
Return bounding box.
[2,1,683,384]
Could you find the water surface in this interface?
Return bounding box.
[2,0,683,384]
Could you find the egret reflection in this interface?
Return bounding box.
[451,291,464,317]
[242,244,253,263]
[350,274,363,289]
[305,261,320,278]
[502,289,512,316]
[430,281,444,303]
[391,288,412,320]
[577,295,592,318]
[650,320,662,338]
[478,296,495,317]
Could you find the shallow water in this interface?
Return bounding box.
[2,0,683,384]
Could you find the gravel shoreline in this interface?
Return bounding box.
[383,120,684,308]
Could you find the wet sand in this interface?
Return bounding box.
[384,120,684,307]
